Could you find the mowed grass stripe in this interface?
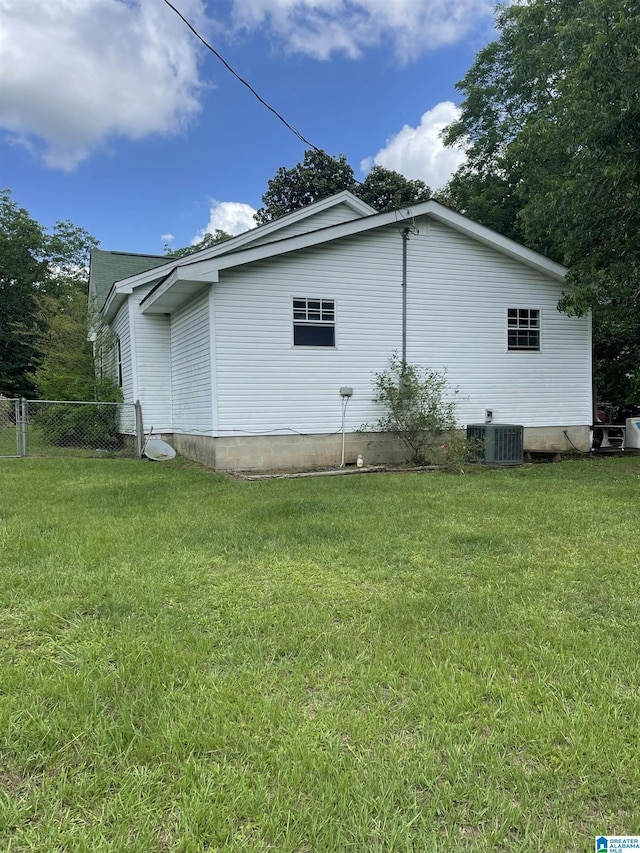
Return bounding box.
[0,456,638,851]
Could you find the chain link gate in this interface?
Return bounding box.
[0,398,20,457]
[12,399,143,459]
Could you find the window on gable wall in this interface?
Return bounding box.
[293,297,335,347]
[116,338,123,387]
[507,308,540,351]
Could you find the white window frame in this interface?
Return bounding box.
[292,297,336,348]
[507,308,541,352]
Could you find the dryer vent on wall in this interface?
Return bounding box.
[466,423,524,466]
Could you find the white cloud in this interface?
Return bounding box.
[228,0,493,61]
[0,0,206,170]
[361,102,467,191]
[161,233,175,245]
[194,200,258,240]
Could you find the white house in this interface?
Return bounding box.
[89,191,592,469]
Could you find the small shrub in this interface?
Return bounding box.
[36,403,122,450]
[431,432,486,474]
[364,354,460,467]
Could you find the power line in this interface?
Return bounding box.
[160,0,324,154]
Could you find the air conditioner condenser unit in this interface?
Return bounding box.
[466,423,524,466]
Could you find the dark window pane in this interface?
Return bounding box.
[294,324,335,347]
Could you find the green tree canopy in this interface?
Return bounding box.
[357,165,430,212]
[0,190,47,397]
[442,0,640,402]
[165,230,231,258]
[254,150,430,224]
[0,189,103,400]
[254,150,356,225]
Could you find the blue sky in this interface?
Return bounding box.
[0,0,496,255]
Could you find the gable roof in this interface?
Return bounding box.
[99,191,376,320]
[135,199,569,317]
[178,190,376,266]
[99,193,569,321]
[89,249,168,310]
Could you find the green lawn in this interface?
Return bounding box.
[1,456,639,851]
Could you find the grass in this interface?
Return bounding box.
[0,455,639,851]
[0,424,19,457]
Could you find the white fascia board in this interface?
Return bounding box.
[117,199,569,318]
[102,271,168,320]
[160,191,375,265]
[176,207,418,278]
[175,200,568,284]
[141,266,219,314]
[104,191,376,303]
[102,289,127,323]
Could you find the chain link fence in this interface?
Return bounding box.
[4,399,143,459]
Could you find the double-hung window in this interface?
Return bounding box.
[508,308,540,351]
[293,297,335,347]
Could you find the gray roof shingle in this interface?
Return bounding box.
[89,249,169,310]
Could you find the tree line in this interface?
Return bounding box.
[2,0,636,403]
[0,190,110,401]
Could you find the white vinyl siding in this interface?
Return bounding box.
[213,229,410,435]
[211,218,591,435]
[170,293,212,434]
[407,218,590,426]
[112,302,133,402]
[129,287,172,432]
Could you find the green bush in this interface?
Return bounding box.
[36,403,122,450]
[365,354,480,472]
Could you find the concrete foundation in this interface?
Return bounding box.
[523,425,590,454]
[171,431,409,471]
[166,424,591,471]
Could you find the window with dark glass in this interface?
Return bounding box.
[508,308,540,351]
[116,338,123,386]
[293,297,335,347]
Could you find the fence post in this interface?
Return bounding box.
[135,400,144,458]
[20,398,28,457]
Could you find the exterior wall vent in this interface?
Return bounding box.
[466,423,524,466]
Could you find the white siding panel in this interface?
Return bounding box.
[113,302,133,403]
[408,218,591,426]
[170,293,212,434]
[212,218,591,435]
[130,287,172,432]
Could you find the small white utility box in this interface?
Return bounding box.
[625,418,640,449]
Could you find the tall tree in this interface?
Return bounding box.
[254,150,356,225]
[443,0,640,402]
[254,151,430,224]
[35,220,101,401]
[0,190,47,397]
[358,166,430,212]
[0,189,104,400]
